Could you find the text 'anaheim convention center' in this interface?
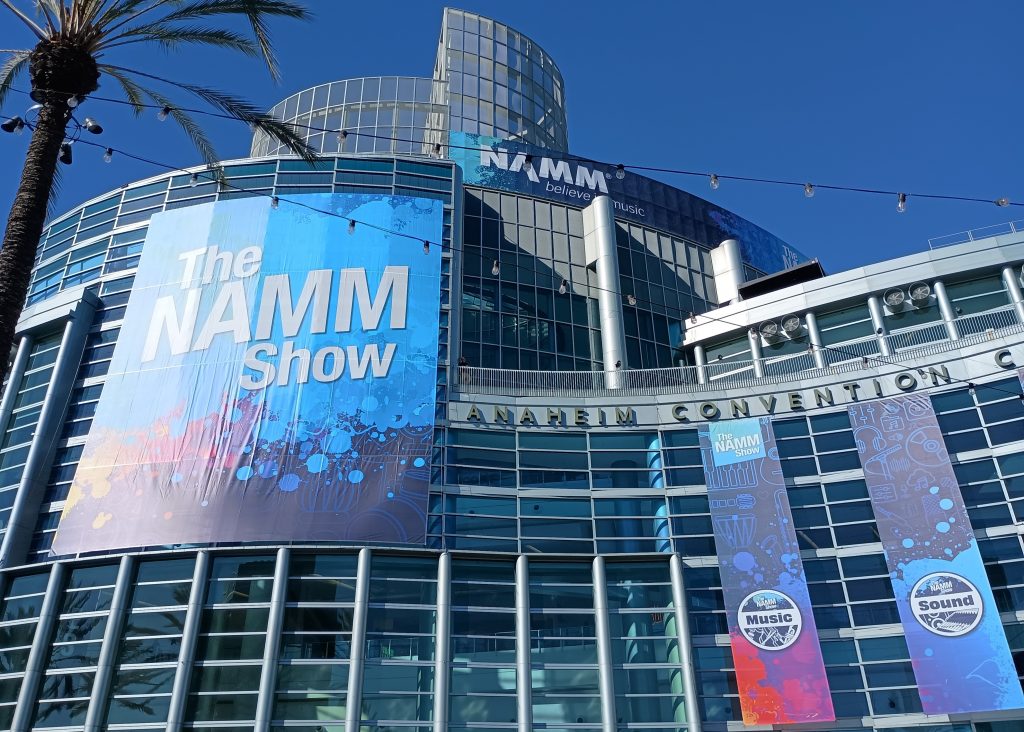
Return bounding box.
[1,7,1024,732]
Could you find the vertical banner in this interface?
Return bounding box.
[53,193,443,554]
[850,393,1024,714]
[699,417,834,725]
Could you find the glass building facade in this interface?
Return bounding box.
[3,6,1024,732]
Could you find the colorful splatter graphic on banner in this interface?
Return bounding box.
[699,417,834,725]
[850,393,1024,714]
[52,194,442,554]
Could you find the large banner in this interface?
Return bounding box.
[699,417,834,725]
[850,394,1024,714]
[448,131,807,274]
[52,193,443,554]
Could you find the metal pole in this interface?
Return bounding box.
[591,556,618,732]
[166,550,210,732]
[693,344,707,385]
[933,280,960,341]
[254,547,290,731]
[83,554,136,731]
[669,555,703,732]
[1002,265,1024,324]
[803,311,827,369]
[747,329,765,379]
[432,553,451,732]
[866,295,892,357]
[585,196,627,385]
[345,547,372,732]
[11,562,66,732]
[515,554,533,732]
[0,336,32,437]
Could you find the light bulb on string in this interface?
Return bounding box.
[804,183,814,198]
[103,147,113,163]
[348,219,356,235]
[271,196,279,209]
[189,173,199,187]
[709,174,719,190]
[558,279,568,295]
[158,106,171,122]
[491,260,500,276]
[615,164,625,180]
[897,193,907,213]
[423,241,430,255]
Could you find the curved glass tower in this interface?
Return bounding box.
[4,7,1024,732]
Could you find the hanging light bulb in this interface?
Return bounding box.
[433,143,442,157]
[804,183,814,198]
[897,192,907,213]
[615,164,625,180]
[59,143,73,165]
[709,174,719,190]
[338,130,348,147]
[66,95,81,109]
[423,240,430,255]
[348,219,356,235]
[82,117,103,134]
[523,154,533,171]
[491,260,500,276]
[189,173,199,187]
[689,312,697,324]
[102,147,113,163]
[271,196,279,209]
[996,198,1010,207]
[158,106,172,121]
[558,279,568,295]
[626,294,637,306]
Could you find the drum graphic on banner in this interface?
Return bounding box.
[699,417,834,726]
[850,393,1024,714]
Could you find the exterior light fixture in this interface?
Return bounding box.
[103,147,113,163]
[66,95,81,109]
[59,143,73,165]
[626,294,637,306]
[615,164,625,180]
[82,118,103,134]
[709,174,719,190]
[804,183,814,198]
[897,192,907,213]
[1,116,25,134]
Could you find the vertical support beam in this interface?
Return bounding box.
[584,196,627,384]
[803,311,827,369]
[933,280,960,341]
[433,553,452,732]
[1002,265,1024,324]
[693,344,707,385]
[591,556,618,732]
[709,239,744,305]
[0,336,32,436]
[166,550,210,732]
[1,297,96,568]
[83,554,136,731]
[668,555,703,732]
[345,547,372,732]
[11,561,66,732]
[254,547,290,731]
[515,554,533,732]
[866,295,892,357]
[747,329,765,379]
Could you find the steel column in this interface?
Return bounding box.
[669,555,703,732]
[254,547,290,731]
[432,553,451,732]
[11,562,66,732]
[0,336,32,438]
[747,329,765,378]
[83,554,136,731]
[933,280,960,341]
[1002,265,1024,324]
[345,547,372,732]
[803,311,827,369]
[866,295,892,357]
[166,550,210,732]
[515,554,533,732]
[591,556,618,732]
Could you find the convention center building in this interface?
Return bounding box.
[0,7,1023,732]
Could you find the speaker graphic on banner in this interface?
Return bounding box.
[850,393,1024,714]
[698,417,834,726]
[52,193,443,554]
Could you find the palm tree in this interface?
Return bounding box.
[0,0,314,386]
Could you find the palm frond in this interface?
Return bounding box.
[99,24,258,55]
[33,0,59,34]
[98,63,220,166]
[0,0,47,39]
[0,50,31,111]
[103,63,316,161]
[97,63,148,116]
[92,0,196,42]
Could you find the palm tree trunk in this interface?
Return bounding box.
[0,102,67,386]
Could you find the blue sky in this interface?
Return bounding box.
[1,1,1021,274]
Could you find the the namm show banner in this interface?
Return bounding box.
[698,417,834,725]
[52,193,442,554]
[850,393,1024,714]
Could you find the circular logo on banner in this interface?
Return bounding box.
[910,572,983,637]
[737,590,802,651]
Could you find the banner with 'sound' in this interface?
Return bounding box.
[52,193,443,554]
[699,417,834,726]
[850,393,1024,714]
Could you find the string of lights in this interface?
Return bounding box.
[2,111,1023,402]
[4,85,1021,210]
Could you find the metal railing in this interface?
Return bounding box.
[928,220,1024,250]
[453,307,1024,398]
